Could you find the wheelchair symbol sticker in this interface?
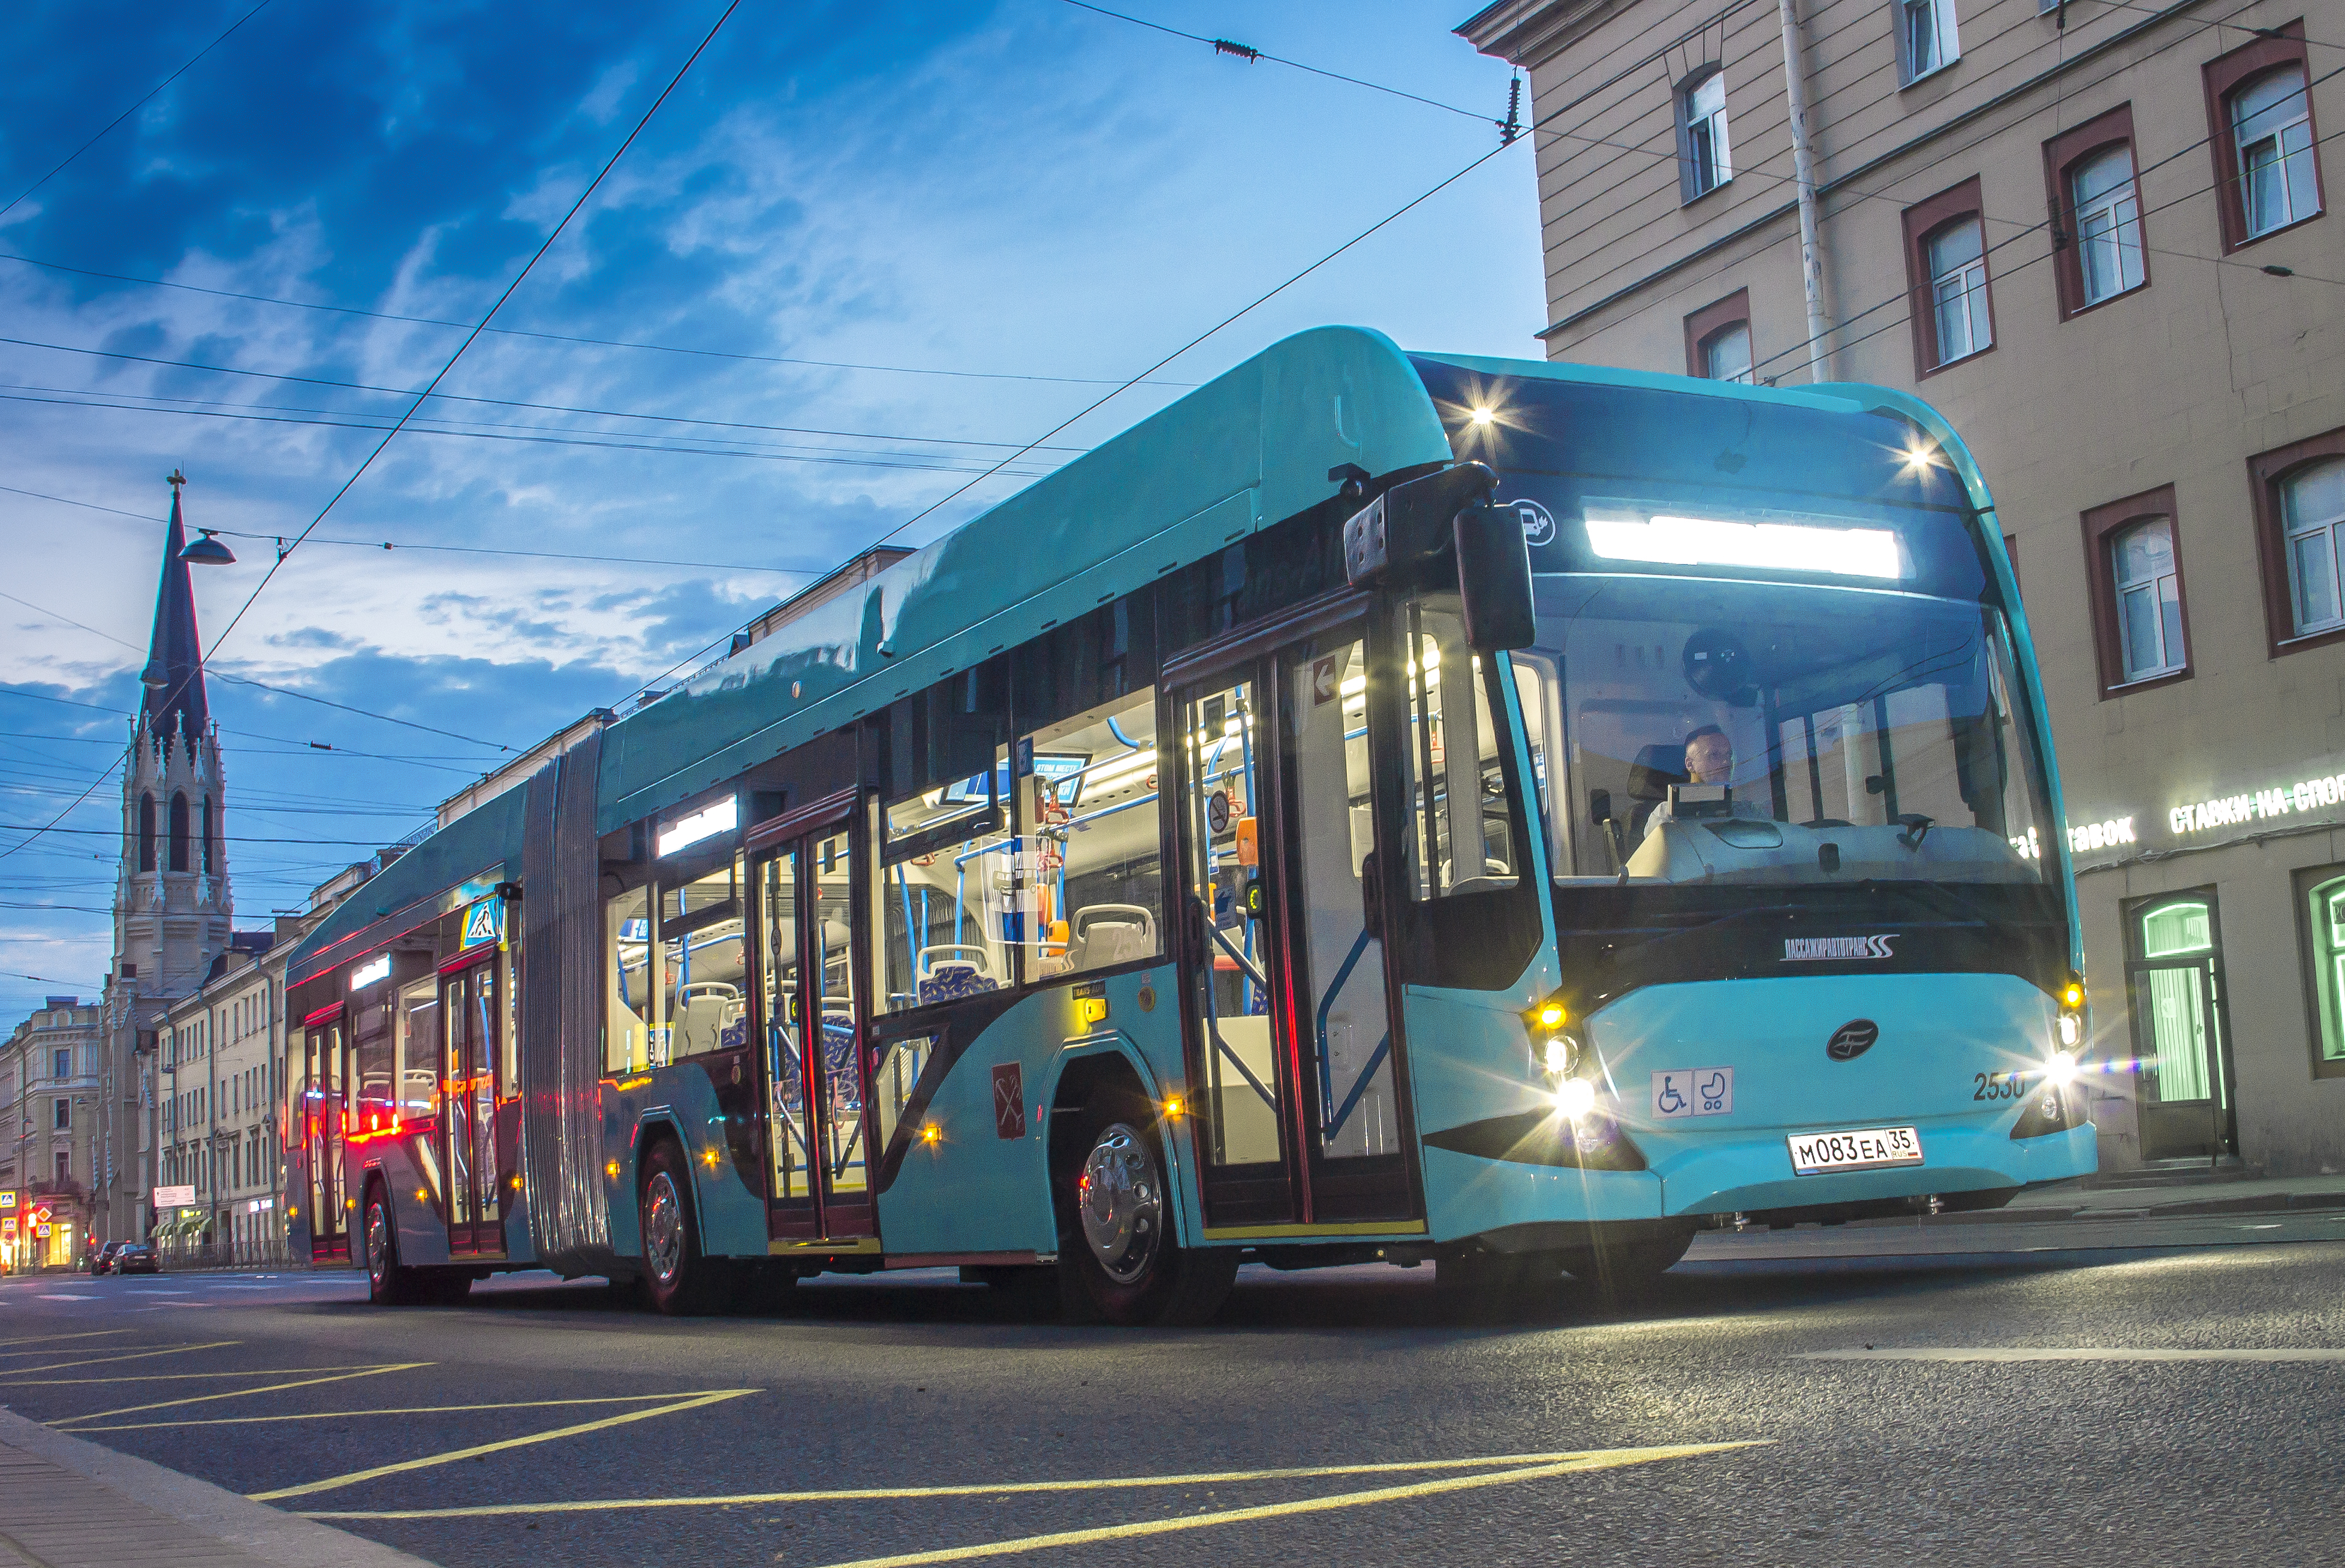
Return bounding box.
[1651,1066,1734,1118]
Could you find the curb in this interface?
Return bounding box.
[0,1407,435,1568]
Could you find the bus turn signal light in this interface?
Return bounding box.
[1162,1096,1184,1118]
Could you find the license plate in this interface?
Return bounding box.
[1787,1125,1924,1174]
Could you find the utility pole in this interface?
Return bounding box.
[1777,0,1832,384]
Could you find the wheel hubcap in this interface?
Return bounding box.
[644,1171,684,1285]
[1078,1123,1163,1286]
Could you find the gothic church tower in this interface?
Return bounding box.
[113,475,231,1000]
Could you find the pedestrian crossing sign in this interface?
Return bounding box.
[463,898,502,949]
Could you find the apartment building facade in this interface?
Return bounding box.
[0,997,105,1268]
[1464,0,2343,1172]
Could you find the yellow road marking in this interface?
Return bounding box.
[51,1364,430,1427]
[301,1443,1765,1522]
[12,1365,399,1386]
[0,1331,134,1352]
[810,1445,1767,1568]
[0,1341,239,1378]
[73,1390,758,1433]
[250,1389,759,1503]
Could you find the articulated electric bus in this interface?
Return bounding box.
[281,326,2094,1323]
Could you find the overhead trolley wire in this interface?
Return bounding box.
[0,0,280,223]
[614,130,1533,716]
[0,0,745,869]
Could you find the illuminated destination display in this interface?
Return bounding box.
[658,795,737,858]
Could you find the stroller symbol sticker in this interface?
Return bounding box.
[1651,1066,1735,1118]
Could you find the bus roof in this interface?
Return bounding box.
[285,327,1999,985]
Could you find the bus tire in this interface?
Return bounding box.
[1559,1222,1696,1298]
[639,1138,727,1316]
[1062,1104,1232,1327]
[361,1182,421,1307]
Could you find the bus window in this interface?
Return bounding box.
[1509,652,1569,876]
[1400,600,1522,899]
[606,884,652,1072]
[659,856,746,1059]
[1027,689,1162,980]
[1181,675,1280,1166]
[872,1032,935,1156]
[351,996,395,1137]
[873,744,1017,1012]
[811,829,865,1199]
[396,976,442,1128]
[759,849,815,1205]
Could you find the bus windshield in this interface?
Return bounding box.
[1524,573,2055,888]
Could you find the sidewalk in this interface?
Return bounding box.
[0,1409,430,1568]
[1995,1169,2345,1222]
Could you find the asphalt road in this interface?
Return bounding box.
[7,1212,2345,1568]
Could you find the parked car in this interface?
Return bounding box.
[91,1242,125,1276]
[113,1244,159,1275]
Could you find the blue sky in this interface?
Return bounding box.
[0,0,1542,1019]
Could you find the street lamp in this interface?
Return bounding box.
[179,530,236,566]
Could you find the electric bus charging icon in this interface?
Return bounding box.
[1651,1066,1735,1118]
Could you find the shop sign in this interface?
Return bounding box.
[2067,817,2137,854]
[153,1184,195,1208]
[2170,766,2345,837]
[350,954,391,991]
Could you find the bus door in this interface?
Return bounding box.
[1171,605,1419,1229]
[750,792,877,1244]
[440,956,505,1256]
[300,1006,348,1260]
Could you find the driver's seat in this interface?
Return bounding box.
[1626,744,1687,839]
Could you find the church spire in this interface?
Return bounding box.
[139,471,208,747]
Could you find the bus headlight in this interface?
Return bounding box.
[1554,1078,1598,1120]
[2045,1050,2079,1087]
[1543,1037,1573,1076]
[2057,1013,2081,1047]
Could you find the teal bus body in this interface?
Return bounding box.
[281,326,2093,1314]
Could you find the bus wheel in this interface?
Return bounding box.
[1063,1108,1234,1326]
[640,1139,726,1316]
[1559,1223,1696,1299]
[361,1185,420,1307]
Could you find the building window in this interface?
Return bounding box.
[53,1153,69,1186]
[138,792,155,872]
[2236,67,2319,237]
[2111,518,2186,680]
[2081,484,2191,697]
[168,791,189,873]
[50,1048,68,1080]
[1678,68,1731,201]
[1682,290,1753,382]
[2298,869,2345,1076]
[2205,24,2323,251]
[2249,429,2345,656]
[52,1098,68,1131]
[2282,457,2345,635]
[1901,179,1993,376]
[1928,221,1991,363]
[1897,0,1960,84]
[201,794,215,874]
[2045,108,2148,317]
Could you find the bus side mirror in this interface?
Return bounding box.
[1455,501,1535,650]
[1342,463,1496,585]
